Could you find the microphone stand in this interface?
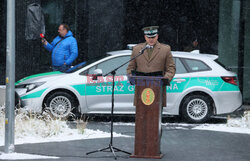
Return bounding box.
[86,47,148,160]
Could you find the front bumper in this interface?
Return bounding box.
[21,98,43,113]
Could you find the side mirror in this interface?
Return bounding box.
[92,69,103,80]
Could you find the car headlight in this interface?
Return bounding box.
[16,82,45,92]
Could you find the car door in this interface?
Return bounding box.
[165,57,190,114]
[85,55,135,114]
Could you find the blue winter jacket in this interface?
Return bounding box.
[44,31,78,66]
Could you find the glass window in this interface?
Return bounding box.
[184,58,211,72]
[175,58,187,74]
[41,0,64,39]
[88,56,130,76]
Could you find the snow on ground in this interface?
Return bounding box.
[163,112,250,134]
[0,123,129,161]
[114,122,135,126]
[193,124,250,134]
[0,128,130,146]
[116,114,250,134]
[0,127,129,160]
[0,108,130,160]
[0,126,129,160]
[0,108,130,146]
[193,112,250,134]
[0,152,59,160]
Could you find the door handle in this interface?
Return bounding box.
[173,79,186,83]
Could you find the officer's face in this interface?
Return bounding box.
[145,35,158,46]
[58,25,67,37]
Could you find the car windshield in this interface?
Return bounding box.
[65,54,110,73]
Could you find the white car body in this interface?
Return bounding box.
[15,50,242,122]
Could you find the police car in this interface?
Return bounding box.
[15,49,242,123]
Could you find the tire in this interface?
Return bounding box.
[181,94,212,123]
[45,91,78,118]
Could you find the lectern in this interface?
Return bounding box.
[130,75,167,159]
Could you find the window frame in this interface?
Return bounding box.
[173,57,189,74]
[84,55,130,76]
[180,58,212,73]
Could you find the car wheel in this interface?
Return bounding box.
[181,94,212,123]
[45,91,77,118]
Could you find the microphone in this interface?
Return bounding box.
[40,33,47,45]
[139,45,150,53]
[130,44,151,63]
[40,33,45,40]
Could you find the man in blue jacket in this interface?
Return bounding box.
[42,24,78,72]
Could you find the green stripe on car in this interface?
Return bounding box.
[185,77,239,92]
[21,88,47,99]
[22,76,240,99]
[73,77,239,96]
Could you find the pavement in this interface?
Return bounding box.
[0,116,250,161]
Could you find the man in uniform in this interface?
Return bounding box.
[127,26,176,107]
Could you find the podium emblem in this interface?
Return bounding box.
[141,88,155,105]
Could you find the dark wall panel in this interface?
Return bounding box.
[15,0,50,84]
[0,0,219,85]
[75,0,88,62]
[86,0,124,59]
[0,0,6,84]
[124,0,219,53]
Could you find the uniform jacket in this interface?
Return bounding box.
[127,41,176,107]
[44,31,78,66]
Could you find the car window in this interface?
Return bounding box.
[183,58,211,72]
[88,56,130,76]
[175,58,188,74]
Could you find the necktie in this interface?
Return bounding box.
[147,46,154,59]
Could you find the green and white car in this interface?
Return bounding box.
[15,50,242,123]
